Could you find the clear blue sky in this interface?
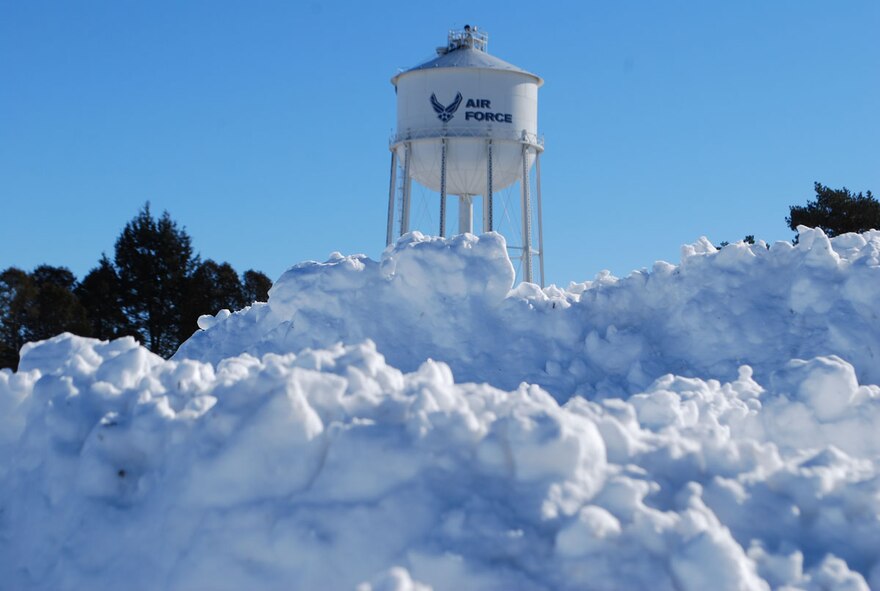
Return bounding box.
[2,1,877,287]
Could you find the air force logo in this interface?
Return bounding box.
[430,92,463,122]
[430,92,513,124]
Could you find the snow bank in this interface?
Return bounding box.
[179,228,880,400]
[2,227,880,589]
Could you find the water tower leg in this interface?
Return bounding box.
[483,139,493,232]
[401,142,412,236]
[386,149,398,246]
[439,138,447,237]
[458,195,473,234]
[520,145,533,283]
[536,151,545,287]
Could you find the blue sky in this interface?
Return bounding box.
[2,1,877,287]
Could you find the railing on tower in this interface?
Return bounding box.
[437,26,488,55]
[390,127,543,150]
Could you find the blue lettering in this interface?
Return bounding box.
[462,109,513,124]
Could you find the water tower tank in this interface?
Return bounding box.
[391,28,543,195]
[386,26,546,285]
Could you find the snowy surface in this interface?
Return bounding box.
[2,227,880,590]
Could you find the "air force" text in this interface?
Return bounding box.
[464,98,512,123]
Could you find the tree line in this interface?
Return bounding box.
[1,204,271,369]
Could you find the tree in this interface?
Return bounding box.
[0,268,36,370]
[788,182,879,240]
[76,255,132,341]
[28,265,90,342]
[114,203,198,357]
[179,260,244,343]
[718,235,756,249]
[176,265,273,344]
[242,269,272,304]
[0,266,90,370]
[0,205,274,365]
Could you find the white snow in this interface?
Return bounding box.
[2,227,879,590]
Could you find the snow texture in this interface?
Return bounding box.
[2,227,879,590]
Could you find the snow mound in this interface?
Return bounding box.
[179,228,880,400]
[2,228,880,589]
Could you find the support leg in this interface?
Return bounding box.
[520,145,533,283]
[483,139,493,232]
[386,149,398,246]
[536,151,545,287]
[400,142,412,236]
[440,138,447,237]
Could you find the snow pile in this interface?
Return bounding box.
[180,228,880,400]
[2,228,880,590]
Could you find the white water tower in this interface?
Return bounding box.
[386,25,545,285]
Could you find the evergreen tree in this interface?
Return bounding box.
[0,266,89,369]
[242,269,272,304]
[179,260,244,343]
[76,255,132,340]
[717,235,757,249]
[0,205,274,365]
[114,203,198,357]
[788,182,879,240]
[28,265,90,341]
[0,268,36,369]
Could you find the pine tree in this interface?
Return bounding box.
[242,269,272,304]
[0,266,90,369]
[114,203,198,357]
[76,255,132,341]
[0,268,36,369]
[28,265,90,341]
[0,205,274,365]
[179,260,245,343]
[788,182,879,240]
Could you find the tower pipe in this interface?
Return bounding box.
[536,150,545,286]
[386,150,398,246]
[459,194,473,234]
[401,142,412,235]
[484,139,493,232]
[520,144,533,283]
[440,138,448,237]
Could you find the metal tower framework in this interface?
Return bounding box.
[386,133,545,286]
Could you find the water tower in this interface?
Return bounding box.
[386,25,545,285]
